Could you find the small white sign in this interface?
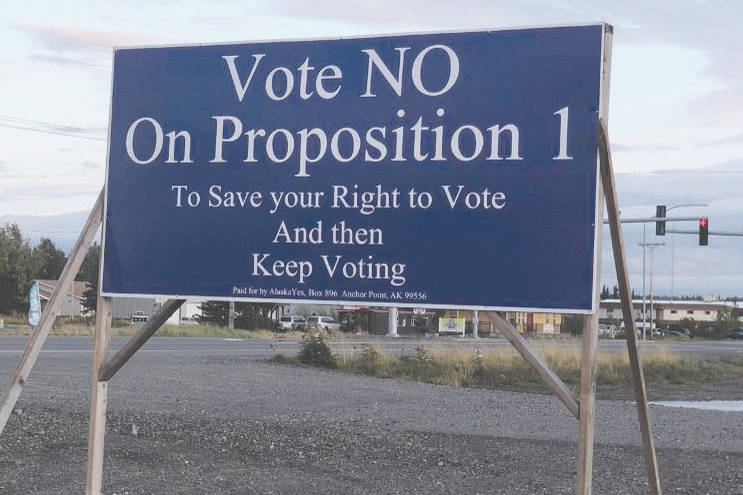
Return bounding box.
[439,317,465,335]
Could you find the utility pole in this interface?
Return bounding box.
[642,224,646,340]
[228,301,235,330]
[664,203,708,299]
[639,242,664,339]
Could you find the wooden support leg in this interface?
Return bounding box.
[99,299,185,382]
[577,141,607,494]
[488,312,579,418]
[598,120,662,494]
[577,313,599,494]
[0,189,104,438]
[86,296,112,495]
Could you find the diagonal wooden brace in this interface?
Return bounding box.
[0,188,104,438]
[597,120,662,494]
[487,311,580,418]
[98,299,185,382]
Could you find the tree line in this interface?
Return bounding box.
[0,223,277,329]
[198,301,279,329]
[0,223,99,315]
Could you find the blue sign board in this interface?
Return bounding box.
[101,24,609,312]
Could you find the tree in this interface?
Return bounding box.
[197,301,278,329]
[0,224,33,314]
[77,244,101,314]
[600,285,610,300]
[236,302,278,330]
[31,238,66,280]
[198,301,230,326]
[77,243,100,283]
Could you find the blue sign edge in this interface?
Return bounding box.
[98,23,612,315]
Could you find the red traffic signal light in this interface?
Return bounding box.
[699,218,708,246]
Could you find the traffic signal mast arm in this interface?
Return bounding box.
[666,229,743,237]
[602,216,701,224]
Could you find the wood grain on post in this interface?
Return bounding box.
[85,296,113,495]
[577,24,613,495]
[598,120,662,494]
[487,312,579,418]
[0,189,104,438]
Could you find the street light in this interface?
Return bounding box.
[639,203,707,340]
[666,204,708,298]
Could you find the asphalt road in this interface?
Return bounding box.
[2,334,743,358]
[1,335,742,494]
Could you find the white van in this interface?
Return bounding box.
[306,316,341,332]
[279,315,305,331]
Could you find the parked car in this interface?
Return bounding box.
[279,315,306,331]
[598,323,618,338]
[662,325,692,338]
[306,316,341,332]
[727,329,743,340]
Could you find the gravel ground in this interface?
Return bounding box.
[1,343,742,494]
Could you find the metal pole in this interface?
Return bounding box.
[642,225,646,341]
[670,233,675,299]
[387,307,398,337]
[665,204,707,300]
[649,248,654,339]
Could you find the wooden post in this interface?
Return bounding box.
[488,312,579,418]
[472,310,479,339]
[228,300,235,330]
[598,120,662,494]
[86,296,112,495]
[577,307,600,494]
[577,24,613,495]
[0,189,104,438]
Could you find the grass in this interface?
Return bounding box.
[274,343,743,392]
[2,321,305,340]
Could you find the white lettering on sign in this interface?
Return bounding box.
[361,45,459,97]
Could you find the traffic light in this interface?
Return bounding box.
[655,205,666,236]
[699,218,709,246]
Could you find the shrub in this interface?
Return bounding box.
[354,344,385,374]
[298,332,337,369]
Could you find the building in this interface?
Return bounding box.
[36,279,87,317]
[174,300,205,323]
[439,309,502,335]
[34,279,157,321]
[505,312,563,334]
[599,299,732,325]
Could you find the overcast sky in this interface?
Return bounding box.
[2,1,742,215]
[1,1,741,294]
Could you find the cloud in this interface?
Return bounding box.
[15,24,160,55]
[81,160,100,170]
[704,134,743,147]
[0,161,6,173]
[611,143,680,153]
[27,54,103,67]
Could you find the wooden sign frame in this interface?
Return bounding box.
[0,28,662,495]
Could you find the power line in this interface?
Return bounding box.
[19,229,83,234]
[0,114,106,142]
